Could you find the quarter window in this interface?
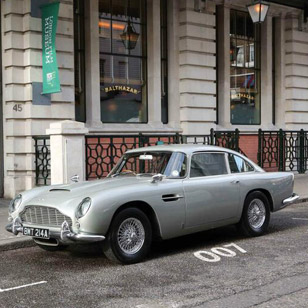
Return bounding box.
[228,154,254,173]
[190,153,228,177]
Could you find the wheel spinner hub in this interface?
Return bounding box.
[117,218,145,254]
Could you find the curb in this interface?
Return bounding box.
[0,238,35,252]
[295,197,308,204]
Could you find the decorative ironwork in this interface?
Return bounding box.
[258,129,308,173]
[85,132,241,180]
[85,134,180,180]
[33,136,50,186]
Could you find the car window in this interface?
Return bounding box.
[190,153,228,177]
[228,153,254,173]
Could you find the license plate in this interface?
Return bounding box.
[23,227,50,239]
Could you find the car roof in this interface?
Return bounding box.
[126,144,236,155]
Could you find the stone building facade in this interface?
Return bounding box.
[1,0,307,198]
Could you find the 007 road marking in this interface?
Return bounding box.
[0,281,47,293]
[194,243,247,262]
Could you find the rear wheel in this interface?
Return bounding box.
[238,191,270,236]
[103,208,152,264]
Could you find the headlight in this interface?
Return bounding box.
[9,194,22,213]
[76,197,92,219]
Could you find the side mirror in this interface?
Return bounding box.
[70,175,79,183]
[151,173,165,183]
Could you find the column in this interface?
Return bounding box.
[47,121,89,185]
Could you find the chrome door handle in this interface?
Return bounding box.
[231,180,240,184]
[162,194,184,202]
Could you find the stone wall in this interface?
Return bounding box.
[2,0,75,198]
[284,14,308,130]
[179,0,217,134]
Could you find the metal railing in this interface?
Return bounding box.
[85,130,240,180]
[34,128,308,186]
[33,136,51,186]
[258,129,308,173]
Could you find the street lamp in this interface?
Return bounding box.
[247,0,270,23]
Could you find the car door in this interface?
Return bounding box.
[183,151,240,228]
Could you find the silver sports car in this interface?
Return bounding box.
[6,145,299,264]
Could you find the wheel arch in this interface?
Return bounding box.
[245,189,274,212]
[110,201,162,241]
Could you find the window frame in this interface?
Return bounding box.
[189,152,230,178]
[230,9,261,126]
[227,153,255,173]
[99,0,148,124]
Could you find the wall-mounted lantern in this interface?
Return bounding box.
[247,0,270,23]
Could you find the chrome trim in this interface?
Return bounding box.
[282,193,299,205]
[5,219,105,244]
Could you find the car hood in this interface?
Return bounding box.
[21,176,153,216]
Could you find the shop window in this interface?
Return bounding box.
[230,10,260,125]
[99,0,147,123]
[161,0,168,124]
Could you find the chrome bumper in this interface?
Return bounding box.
[282,193,299,206]
[5,218,105,243]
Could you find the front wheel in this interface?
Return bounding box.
[102,208,152,264]
[238,191,270,237]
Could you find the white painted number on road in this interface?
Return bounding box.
[194,243,247,263]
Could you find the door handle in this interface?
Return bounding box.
[231,180,240,184]
[162,194,184,202]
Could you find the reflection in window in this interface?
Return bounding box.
[230,10,260,125]
[190,153,228,177]
[228,154,254,173]
[99,0,147,123]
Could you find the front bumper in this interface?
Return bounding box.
[5,217,105,244]
[282,193,299,207]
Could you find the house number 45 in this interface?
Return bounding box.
[13,104,22,112]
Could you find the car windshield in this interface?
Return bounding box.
[109,151,187,178]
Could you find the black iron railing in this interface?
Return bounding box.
[85,131,240,180]
[85,134,181,180]
[34,128,308,185]
[33,136,51,186]
[258,129,308,173]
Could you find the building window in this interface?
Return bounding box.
[161,0,168,124]
[99,0,147,123]
[230,10,260,125]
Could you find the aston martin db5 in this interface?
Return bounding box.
[6,145,299,263]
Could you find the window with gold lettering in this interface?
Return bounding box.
[230,10,260,125]
[99,0,147,123]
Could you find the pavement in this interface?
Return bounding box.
[0,173,307,252]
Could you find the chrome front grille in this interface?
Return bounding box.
[20,206,72,227]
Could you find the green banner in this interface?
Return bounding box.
[41,2,61,94]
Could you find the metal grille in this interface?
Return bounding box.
[33,136,51,186]
[85,134,180,180]
[258,129,308,173]
[20,206,72,227]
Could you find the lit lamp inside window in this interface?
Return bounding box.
[120,21,139,50]
[247,1,270,23]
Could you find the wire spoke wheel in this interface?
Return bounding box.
[117,218,145,255]
[247,198,266,229]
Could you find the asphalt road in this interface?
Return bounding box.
[1,202,308,308]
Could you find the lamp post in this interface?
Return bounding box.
[247,0,270,23]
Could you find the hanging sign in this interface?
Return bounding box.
[41,2,61,94]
